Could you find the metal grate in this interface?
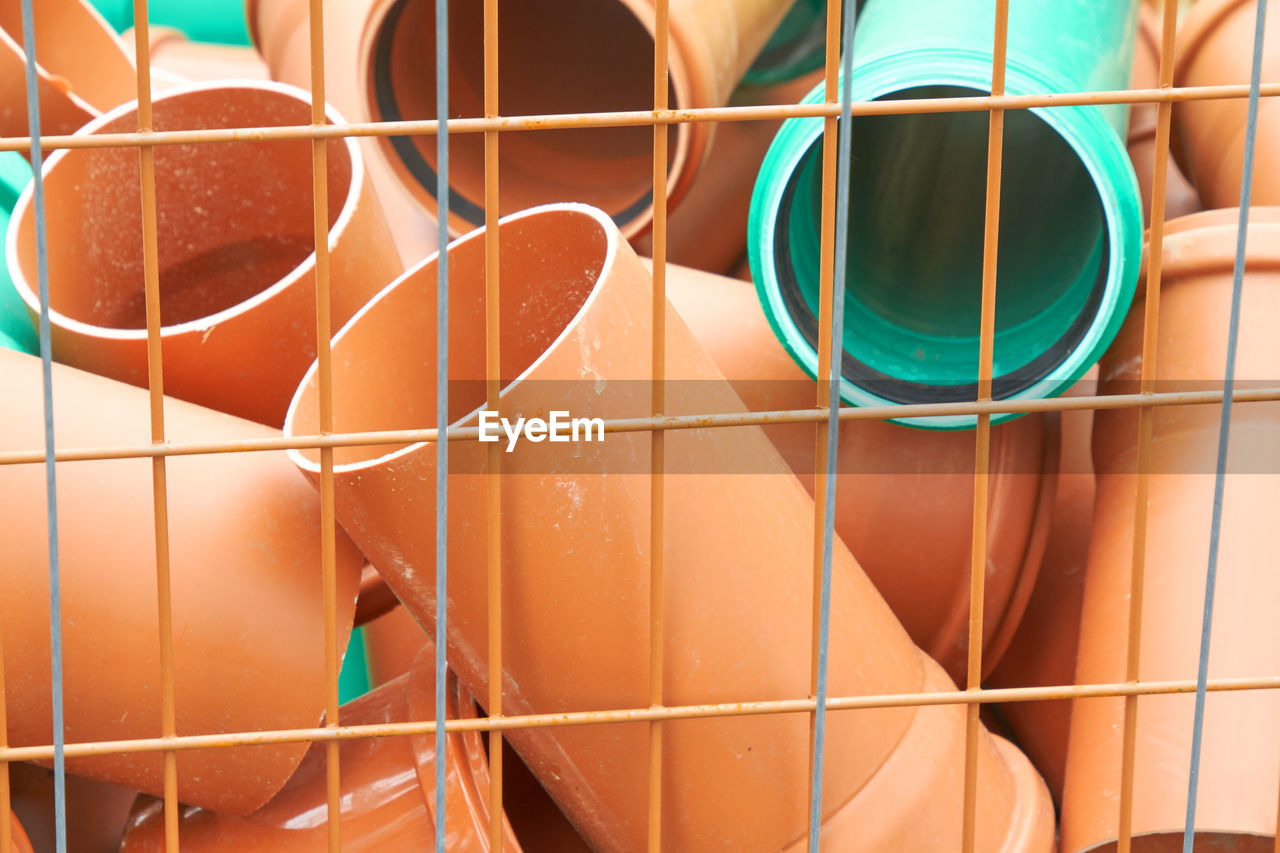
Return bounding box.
[0,0,1276,851]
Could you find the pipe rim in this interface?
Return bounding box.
[1140,207,1280,288]
[4,78,367,341]
[284,201,619,476]
[747,50,1142,430]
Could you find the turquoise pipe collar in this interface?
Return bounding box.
[0,152,34,355]
[747,0,1143,430]
[90,0,251,45]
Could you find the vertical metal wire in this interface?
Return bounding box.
[960,2,1009,850]
[15,0,66,848]
[434,0,451,849]
[807,2,857,848]
[1117,2,1180,848]
[1182,2,1269,848]
[482,0,504,847]
[807,0,843,840]
[126,3,181,849]
[646,2,670,849]
[304,0,342,849]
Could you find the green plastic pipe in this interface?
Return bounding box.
[338,626,371,704]
[0,152,35,355]
[748,0,1142,429]
[743,0,866,86]
[89,0,251,45]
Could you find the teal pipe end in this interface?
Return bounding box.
[748,57,1142,430]
[0,152,35,356]
[338,626,372,704]
[88,0,251,46]
[0,327,30,355]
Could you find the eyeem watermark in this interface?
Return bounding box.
[478,410,605,452]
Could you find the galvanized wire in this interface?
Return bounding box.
[1183,0,1270,848]
[808,0,858,846]
[16,0,67,848]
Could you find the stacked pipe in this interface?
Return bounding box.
[0,0,1275,850]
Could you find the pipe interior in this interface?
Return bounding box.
[24,88,352,330]
[292,209,607,468]
[776,84,1107,401]
[372,0,676,228]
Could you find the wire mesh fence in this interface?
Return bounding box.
[0,0,1276,851]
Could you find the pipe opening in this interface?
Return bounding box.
[774,84,1108,403]
[369,0,678,230]
[16,87,353,331]
[290,208,609,468]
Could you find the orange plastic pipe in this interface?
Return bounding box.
[4,809,30,853]
[1128,4,1202,224]
[1061,209,1280,852]
[284,203,1054,852]
[0,348,364,814]
[247,0,793,241]
[660,261,1057,685]
[5,80,401,428]
[0,0,135,142]
[6,763,136,853]
[123,25,271,85]
[632,70,825,275]
[121,646,521,852]
[984,372,1098,805]
[1172,0,1280,208]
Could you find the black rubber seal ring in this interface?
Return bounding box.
[771,132,1108,405]
[371,0,654,231]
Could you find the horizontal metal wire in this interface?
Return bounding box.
[2,675,1276,764]
[0,82,1275,153]
[2,387,1276,466]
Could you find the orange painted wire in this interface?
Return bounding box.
[1,388,1278,468]
[647,2,670,849]
[0,677,1276,765]
[0,84,1274,153]
[961,3,1009,851]
[128,4,180,850]
[482,0,504,847]
[302,0,343,850]
[1117,4,1180,850]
